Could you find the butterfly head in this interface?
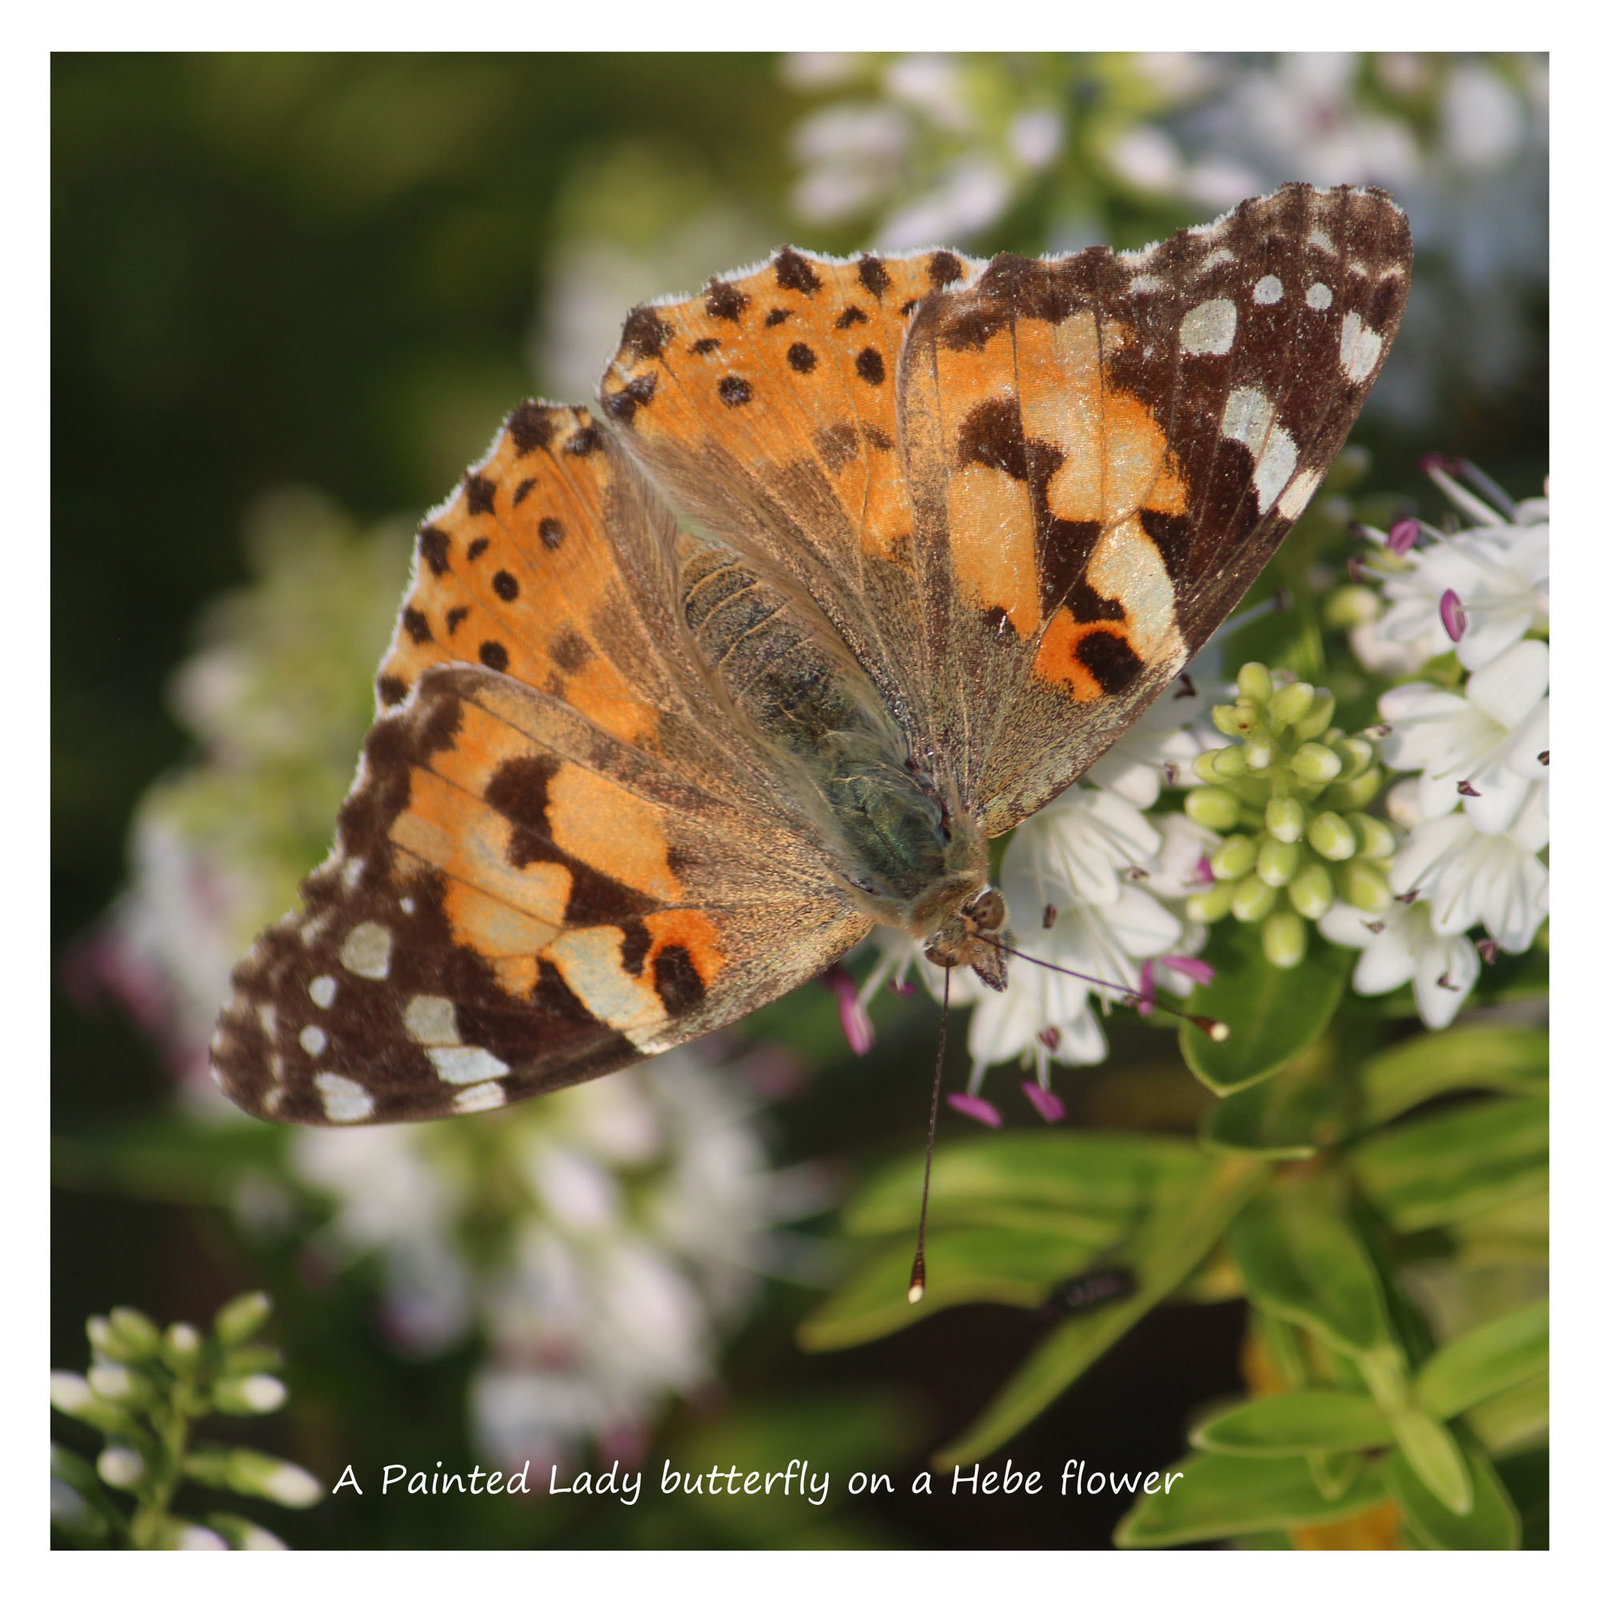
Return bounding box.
[921,883,1009,991]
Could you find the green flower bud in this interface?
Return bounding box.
[214,1375,288,1415]
[1340,859,1394,914]
[1264,795,1306,843]
[88,1362,153,1407]
[207,1514,288,1551]
[1326,767,1383,810]
[1325,584,1380,630]
[1231,873,1279,922]
[1295,688,1338,740]
[1352,814,1396,859]
[1289,862,1335,919]
[108,1307,162,1359]
[1185,786,1241,831]
[1237,661,1275,706]
[1211,835,1259,881]
[163,1322,203,1375]
[1208,745,1249,780]
[215,1291,273,1348]
[1333,736,1374,778]
[1188,884,1236,924]
[1212,703,1247,739]
[1262,910,1307,969]
[1308,811,1357,861]
[213,1449,323,1509]
[1256,837,1302,887]
[86,1315,138,1363]
[1269,681,1316,728]
[1243,734,1275,771]
[1292,742,1343,784]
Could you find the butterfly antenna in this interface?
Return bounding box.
[972,933,1229,1042]
[908,966,952,1305]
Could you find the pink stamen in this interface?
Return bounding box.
[1440,588,1468,643]
[1195,856,1216,887]
[1162,954,1216,985]
[947,1093,1002,1128]
[1021,1082,1066,1123]
[1137,960,1157,1017]
[889,977,916,998]
[819,964,874,1056]
[1386,518,1420,555]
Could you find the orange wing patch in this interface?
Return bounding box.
[600,248,981,568]
[376,402,656,747]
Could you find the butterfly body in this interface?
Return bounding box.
[212,184,1410,1126]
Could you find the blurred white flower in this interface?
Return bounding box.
[292,1051,795,1470]
[1379,637,1548,832]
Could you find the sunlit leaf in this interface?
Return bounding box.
[1352,1099,1548,1232]
[1193,1389,1392,1454]
[1385,1435,1519,1549]
[1357,1027,1547,1129]
[1181,923,1351,1095]
[1415,1300,1548,1419]
[1115,1452,1388,1548]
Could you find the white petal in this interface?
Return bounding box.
[1464,639,1549,727]
[1412,934,1480,1028]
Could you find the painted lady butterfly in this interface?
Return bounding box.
[212,183,1410,1127]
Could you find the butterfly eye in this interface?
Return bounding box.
[965,888,1006,931]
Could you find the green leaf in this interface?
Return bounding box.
[1115,1452,1389,1548]
[1193,1390,1393,1455]
[1229,1180,1392,1355]
[1385,1436,1520,1549]
[1389,1407,1473,1515]
[1202,1070,1347,1159]
[797,1227,1103,1351]
[1181,921,1352,1094]
[1415,1300,1548,1419]
[1465,1373,1549,1456]
[1352,1098,1548,1232]
[841,1130,1209,1234]
[1357,1026,1548,1129]
[933,1156,1267,1466]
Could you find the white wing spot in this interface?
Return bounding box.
[1222,386,1297,509]
[262,1086,284,1116]
[1254,424,1298,509]
[299,910,333,947]
[427,1045,510,1085]
[1127,274,1165,295]
[1179,297,1237,356]
[1253,275,1283,305]
[1222,386,1273,456]
[1340,310,1383,382]
[308,975,337,1009]
[405,994,461,1046]
[257,1002,278,1040]
[1279,467,1323,520]
[1198,248,1235,274]
[340,921,393,980]
[399,897,416,915]
[1309,229,1334,253]
[1306,282,1333,311]
[453,1082,507,1114]
[341,857,365,891]
[315,1072,374,1123]
[299,1024,328,1057]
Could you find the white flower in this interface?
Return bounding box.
[1379,639,1549,832]
[1360,512,1547,673]
[1389,786,1549,954]
[1320,900,1481,1029]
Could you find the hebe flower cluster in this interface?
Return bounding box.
[1185,662,1395,970]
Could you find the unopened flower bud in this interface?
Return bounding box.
[1308,811,1357,861]
[1188,884,1237,924]
[214,1374,288,1415]
[1262,910,1307,969]
[1352,815,1396,859]
[1295,688,1338,741]
[1237,662,1275,705]
[1269,681,1316,728]
[1292,742,1343,784]
[1264,795,1306,842]
[97,1445,146,1490]
[1340,859,1394,914]
[1256,837,1302,887]
[1211,836,1259,881]
[214,1292,273,1348]
[108,1307,162,1359]
[1186,786,1242,831]
[1243,734,1275,771]
[1289,862,1335,919]
[1231,874,1279,922]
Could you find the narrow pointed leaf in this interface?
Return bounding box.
[1415,1300,1548,1419]
[1193,1389,1393,1454]
[1202,1071,1346,1159]
[1357,1026,1547,1129]
[933,1157,1266,1466]
[1115,1452,1388,1548]
[1389,1407,1472,1514]
[1385,1436,1519,1549]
